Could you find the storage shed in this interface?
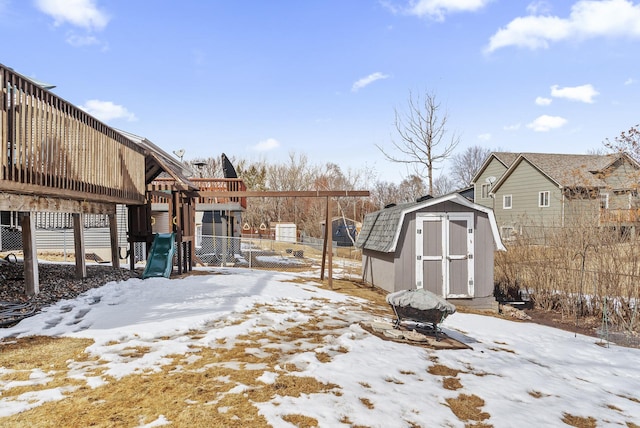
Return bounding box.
[356,193,505,309]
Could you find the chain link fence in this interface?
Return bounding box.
[195,235,362,279]
[0,225,363,280]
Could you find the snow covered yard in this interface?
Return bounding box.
[0,267,638,427]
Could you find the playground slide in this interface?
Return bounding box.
[142,233,176,279]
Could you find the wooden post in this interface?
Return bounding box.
[127,205,136,271]
[20,212,39,296]
[172,191,181,275]
[108,213,120,269]
[320,196,333,288]
[73,213,87,279]
[321,198,328,281]
[327,196,333,289]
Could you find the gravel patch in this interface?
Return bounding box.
[0,261,140,326]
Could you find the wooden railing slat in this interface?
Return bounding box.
[0,64,146,204]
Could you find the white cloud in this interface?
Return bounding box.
[486,0,640,52]
[550,84,599,103]
[66,33,100,47]
[503,123,521,131]
[252,138,280,152]
[351,72,390,92]
[527,115,567,132]
[526,1,552,15]
[35,0,110,31]
[404,0,493,21]
[535,96,552,106]
[477,133,491,141]
[80,100,137,122]
[625,77,636,85]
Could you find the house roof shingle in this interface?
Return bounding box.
[492,152,640,191]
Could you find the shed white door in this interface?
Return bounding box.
[415,213,474,298]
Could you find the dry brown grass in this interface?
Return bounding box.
[359,397,375,409]
[528,390,550,399]
[443,377,463,390]
[445,393,490,423]
[8,274,624,427]
[281,413,319,427]
[428,363,464,377]
[561,412,597,428]
[0,296,351,428]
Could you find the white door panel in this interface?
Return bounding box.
[416,213,474,298]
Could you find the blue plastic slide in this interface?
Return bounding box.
[142,233,176,279]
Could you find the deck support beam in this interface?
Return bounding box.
[73,213,87,279]
[108,213,120,269]
[20,212,39,296]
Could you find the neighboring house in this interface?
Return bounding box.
[356,193,505,309]
[456,185,475,202]
[320,217,361,247]
[472,152,640,240]
[473,152,519,208]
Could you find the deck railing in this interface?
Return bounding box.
[149,177,247,209]
[600,208,640,224]
[0,64,146,204]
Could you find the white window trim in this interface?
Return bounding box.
[503,194,512,209]
[539,191,550,208]
[501,226,515,241]
[600,193,609,209]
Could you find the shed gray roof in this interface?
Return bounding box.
[356,193,505,253]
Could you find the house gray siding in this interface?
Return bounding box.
[475,159,508,209]
[492,160,564,235]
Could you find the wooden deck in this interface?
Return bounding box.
[0,64,146,208]
[150,177,247,209]
[600,208,640,224]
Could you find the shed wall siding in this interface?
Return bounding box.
[361,249,396,292]
[393,212,415,292]
[473,212,496,298]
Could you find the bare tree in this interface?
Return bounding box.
[604,124,640,160]
[397,174,428,202]
[377,90,460,195]
[370,181,399,209]
[188,157,222,178]
[450,145,492,188]
[431,174,457,196]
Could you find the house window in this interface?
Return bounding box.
[539,191,550,207]
[501,226,515,241]
[503,194,512,209]
[481,183,490,199]
[600,193,609,209]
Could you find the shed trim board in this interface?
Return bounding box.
[415,212,475,298]
[380,193,505,253]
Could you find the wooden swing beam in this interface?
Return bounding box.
[198,190,370,288]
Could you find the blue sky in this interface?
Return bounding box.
[2,0,640,183]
